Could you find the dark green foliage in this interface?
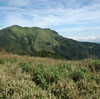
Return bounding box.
[0,59,7,64]
[30,51,60,59]
[54,36,91,60]
[89,60,100,71]
[0,25,100,60]
[69,69,85,82]
[20,63,61,88]
[50,81,73,99]
[45,67,60,84]
[32,64,47,88]
[20,62,33,72]
[91,73,100,84]
[81,42,100,58]
[60,63,72,71]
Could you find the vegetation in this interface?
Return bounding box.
[0,53,100,99]
[0,25,100,60]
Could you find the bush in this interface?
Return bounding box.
[69,68,85,82]
[58,63,72,71]
[0,81,19,98]
[89,60,100,71]
[32,65,61,88]
[45,67,60,84]
[0,59,7,64]
[20,63,61,88]
[20,62,33,73]
[0,58,17,64]
[50,80,78,99]
[32,65,47,88]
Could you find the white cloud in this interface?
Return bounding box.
[68,36,100,42]
[57,26,100,33]
[0,0,100,42]
[1,1,100,28]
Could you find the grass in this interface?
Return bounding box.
[0,52,100,99]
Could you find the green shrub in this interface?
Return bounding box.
[91,73,100,84]
[79,67,90,73]
[69,68,85,82]
[58,63,72,72]
[89,60,100,71]
[45,67,60,84]
[0,59,7,64]
[20,63,61,88]
[9,58,18,63]
[0,81,19,99]
[0,58,17,64]
[19,60,100,98]
[20,63,47,88]
[32,66,47,88]
[32,65,61,88]
[50,80,78,99]
[20,62,33,73]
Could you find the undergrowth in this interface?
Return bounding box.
[0,53,100,99]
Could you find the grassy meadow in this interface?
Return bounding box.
[0,52,100,99]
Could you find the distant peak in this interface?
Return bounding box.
[31,27,41,29]
[11,25,22,28]
[43,28,51,30]
[6,25,58,35]
[11,25,42,29]
[43,28,58,34]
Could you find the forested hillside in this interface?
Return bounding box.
[0,25,100,59]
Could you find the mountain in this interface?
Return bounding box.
[0,25,100,59]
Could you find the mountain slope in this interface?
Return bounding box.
[0,25,100,59]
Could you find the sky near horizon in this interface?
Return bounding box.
[0,0,100,42]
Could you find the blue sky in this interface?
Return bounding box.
[0,0,100,42]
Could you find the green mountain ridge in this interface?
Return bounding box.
[0,25,100,59]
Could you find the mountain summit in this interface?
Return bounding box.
[0,25,100,59]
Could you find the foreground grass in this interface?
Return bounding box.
[0,53,100,99]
